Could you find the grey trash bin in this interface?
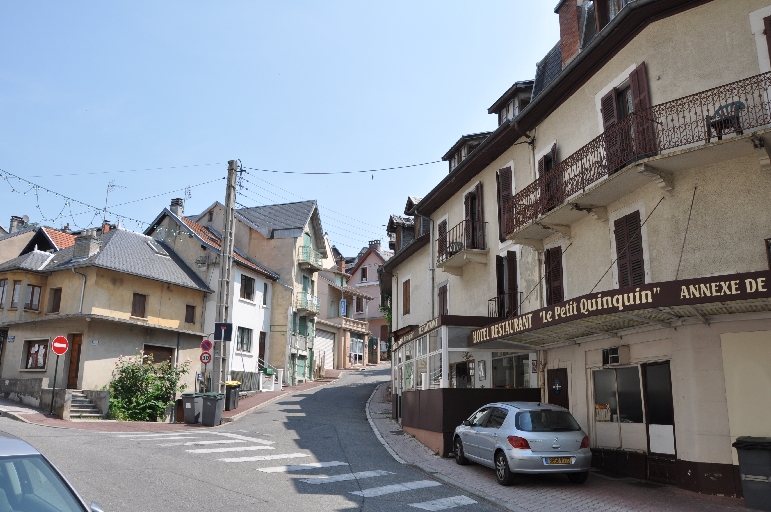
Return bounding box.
[201,393,225,427]
[225,385,240,411]
[732,437,771,511]
[181,393,203,424]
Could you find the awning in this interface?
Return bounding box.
[470,270,771,348]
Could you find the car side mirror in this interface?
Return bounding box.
[90,502,105,512]
[462,420,471,426]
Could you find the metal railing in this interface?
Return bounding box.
[297,246,323,269]
[290,333,312,352]
[503,71,771,236]
[295,293,320,313]
[436,220,487,265]
[487,292,518,318]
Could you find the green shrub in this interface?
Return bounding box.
[108,352,191,421]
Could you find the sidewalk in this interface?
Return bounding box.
[366,383,744,512]
[0,373,344,432]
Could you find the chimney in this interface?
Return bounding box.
[170,198,184,216]
[102,220,111,234]
[336,256,346,274]
[368,240,381,251]
[557,0,581,67]
[73,229,100,260]
[9,216,24,234]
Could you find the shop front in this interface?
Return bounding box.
[469,270,771,496]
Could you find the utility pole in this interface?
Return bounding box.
[213,160,238,393]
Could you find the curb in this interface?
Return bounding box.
[0,411,31,424]
[365,384,406,464]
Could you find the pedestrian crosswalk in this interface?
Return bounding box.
[110,430,479,510]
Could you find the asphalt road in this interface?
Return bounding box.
[0,368,502,511]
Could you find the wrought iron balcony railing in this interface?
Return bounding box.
[297,246,323,270]
[295,293,320,314]
[487,292,520,319]
[436,220,487,265]
[503,71,771,236]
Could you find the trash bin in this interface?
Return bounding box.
[225,381,241,411]
[201,393,225,427]
[181,393,203,424]
[732,437,771,511]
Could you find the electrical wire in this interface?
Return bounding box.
[243,160,441,175]
[28,162,224,178]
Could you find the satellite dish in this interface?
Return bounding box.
[21,215,29,223]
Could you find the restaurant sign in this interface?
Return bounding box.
[395,316,442,346]
[471,270,771,346]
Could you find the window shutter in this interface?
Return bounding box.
[545,247,563,306]
[474,182,484,249]
[537,156,545,177]
[629,62,656,156]
[614,211,645,288]
[422,217,430,237]
[601,90,619,130]
[51,288,62,313]
[438,284,448,316]
[403,280,410,315]
[550,143,557,167]
[765,16,771,62]
[464,192,473,248]
[497,167,512,241]
[602,89,622,172]
[629,62,650,112]
[507,251,518,316]
[132,293,146,318]
[614,216,630,287]
[595,0,609,31]
[437,220,448,258]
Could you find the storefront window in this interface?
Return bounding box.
[429,353,442,389]
[429,330,441,353]
[404,341,413,361]
[404,361,414,389]
[416,336,427,357]
[416,357,427,389]
[593,367,643,423]
[492,354,529,388]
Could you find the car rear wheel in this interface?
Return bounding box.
[495,451,515,486]
[454,437,469,465]
[567,471,589,484]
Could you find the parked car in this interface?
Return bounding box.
[0,431,104,511]
[453,401,591,486]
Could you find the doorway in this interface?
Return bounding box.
[643,361,676,484]
[66,334,83,389]
[547,368,569,409]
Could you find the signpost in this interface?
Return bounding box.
[201,339,213,352]
[50,336,69,415]
[200,351,212,365]
[200,350,212,392]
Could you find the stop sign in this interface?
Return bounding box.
[51,336,69,355]
[200,351,212,364]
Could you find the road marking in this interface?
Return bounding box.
[257,461,349,473]
[130,437,199,442]
[351,480,442,497]
[116,433,197,438]
[210,433,274,445]
[300,470,394,485]
[186,446,274,454]
[219,453,310,463]
[409,496,477,511]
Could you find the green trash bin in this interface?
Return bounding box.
[181,393,203,424]
[201,393,225,427]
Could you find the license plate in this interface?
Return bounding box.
[546,457,572,465]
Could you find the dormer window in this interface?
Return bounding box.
[207,211,214,222]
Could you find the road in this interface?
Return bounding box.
[0,368,501,511]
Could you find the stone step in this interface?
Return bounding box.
[69,413,103,418]
[68,391,104,419]
[70,405,99,411]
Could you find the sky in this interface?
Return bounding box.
[0,1,559,256]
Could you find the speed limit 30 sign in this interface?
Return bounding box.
[200,351,212,365]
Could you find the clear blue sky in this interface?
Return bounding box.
[0,1,559,255]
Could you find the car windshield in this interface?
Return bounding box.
[0,454,85,512]
[515,410,581,432]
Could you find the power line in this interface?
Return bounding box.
[243,160,441,175]
[28,162,224,178]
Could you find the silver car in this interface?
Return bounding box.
[0,431,104,511]
[453,401,592,486]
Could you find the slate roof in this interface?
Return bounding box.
[0,228,211,292]
[237,200,317,232]
[387,215,414,232]
[0,226,37,242]
[532,43,563,99]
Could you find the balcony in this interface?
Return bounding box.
[290,333,312,353]
[297,246,323,271]
[436,220,488,276]
[295,293,320,314]
[326,316,369,333]
[503,71,771,242]
[487,292,518,319]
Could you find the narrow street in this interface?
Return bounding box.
[0,369,498,512]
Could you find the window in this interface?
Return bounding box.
[185,305,195,324]
[492,354,530,388]
[496,167,512,241]
[237,327,253,352]
[544,246,564,306]
[144,345,174,364]
[594,0,631,30]
[0,454,86,512]
[361,267,368,282]
[24,340,48,370]
[516,410,581,432]
[487,407,509,429]
[593,367,644,423]
[258,331,267,361]
[207,210,213,222]
[24,285,41,311]
[463,183,485,249]
[49,288,62,314]
[131,293,147,318]
[240,275,255,301]
[10,280,21,309]
[263,282,269,306]
[495,251,518,318]
[614,211,645,287]
[438,284,448,316]
[437,219,448,259]
[355,297,364,313]
[402,279,410,315]
[537,144,561,211]
[0,279,6,308]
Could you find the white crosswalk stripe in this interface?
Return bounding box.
[409,496,477,511]
[350,480,442,497]
[219,452,309,463]
[159,439,245,447]
[299,470,394,485]
[131,436,199,442]
[257,461,349,473]
[186,445,274,454]
[116,433,196,438]
[210,433,274,445]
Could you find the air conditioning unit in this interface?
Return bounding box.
[602,345,630,366]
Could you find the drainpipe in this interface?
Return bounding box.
[71,269,86,313]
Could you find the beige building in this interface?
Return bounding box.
[386,0,771,497]
[0,227,210,401]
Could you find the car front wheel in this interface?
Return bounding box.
[494,451,515,486]
[454,437,469,465]
[567,471,589,484]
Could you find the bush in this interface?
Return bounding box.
[108,352,191,421]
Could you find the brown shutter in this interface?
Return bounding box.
[51,288,62,313]
[543,143,561,211]
[438,284,448,316]
[629,62,656,156]
[614,211,645,288]
[403,279,410,315]
[185,305,195,324]
[464,192,472,248]
[545,247,563,306]
[437,220,447,259]
[537,156,545,177]
[132,293,146,318]
[595,0,609,31]
[614,216,630,287]
[380,324,388,342]
[550,143,558,167]
[765,16,771,61]
[497,167,512,241]
[602,89,623,172]
[507,250,518,316]
[474,182,484,249]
